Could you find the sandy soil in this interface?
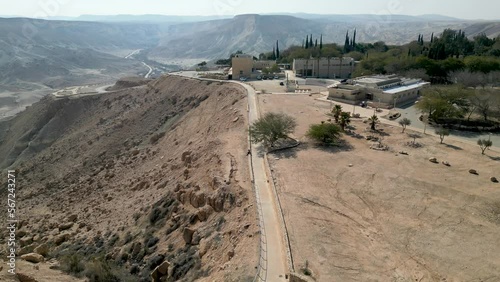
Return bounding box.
[259,93,500,281]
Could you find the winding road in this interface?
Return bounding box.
[142,62,153,78]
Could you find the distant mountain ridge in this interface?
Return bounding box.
[148,14,485,64]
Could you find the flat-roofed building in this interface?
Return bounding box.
[293,57,355,79]
[253,60,276,70]
[328,74,430,107]
[232,54,254,80]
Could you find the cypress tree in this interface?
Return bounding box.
[309,34,313,48]
[352,29,356,50]
[276,40,280,59]
[320,34,323,49]
[344,31,350,53]
[272,47,276,60]
[430,32,434,43]
[305,35,309,49]
[315,39,318,48]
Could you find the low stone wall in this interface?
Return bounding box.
[289,272,314,282]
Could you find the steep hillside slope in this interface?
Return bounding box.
[464,22,500,38]
[0,75,258,281]
[0,18,166,92]
[149,14,474,63]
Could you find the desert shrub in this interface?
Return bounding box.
[123,232,133,244]
[108,234,119,247]
[302,260,312,276]
[215,216,226,231]
[133,212,141,222]
[144,231,159,248]
[148,254,165,270]
[60,254,85,275]
[84,258,121,282]
[148,208,162,224]
[170,246,201,281]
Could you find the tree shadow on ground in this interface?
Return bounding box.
[269,145,300,159]
[488,155,500,162]
[444,143,463,150]
[268,139,354,159]
[303,139,355,154]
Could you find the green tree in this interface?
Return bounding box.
[339,112,351,131]
[249,112,297,147]
[368,115,379,130]
[477,138,493,155]
[276,40,280,59]
[305,35,309,49]
[398,118,411,132]
[320,34,323,50]
[306,122,342,144]
[331,104,343,123]
[435,127,450,144]
[270,64,280,73]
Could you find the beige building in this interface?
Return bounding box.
[293,57,355,79]
[231,54,279,79]
[328,74,430,107]
[231,54,254,80]
[253,60,276,70]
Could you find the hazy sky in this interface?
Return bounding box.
[2,0,499,20]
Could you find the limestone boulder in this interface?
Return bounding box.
[58,222,74,231]
[16,273,38,282]
[183,227,196,244]
[21,253,44,263]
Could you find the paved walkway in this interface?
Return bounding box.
[243,82,288,281]
[169,73,289,281]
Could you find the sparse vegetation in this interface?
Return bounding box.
[339,112,351,131]
[399,118,411,132]
[302,260,312,276]
[249,112,297,147]
[478,138,493,154]
[306,122,342,145]
[435,127,450,144]
[331,104,343,123]
[368,115,379,131]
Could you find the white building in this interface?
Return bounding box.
[328,74,430,107]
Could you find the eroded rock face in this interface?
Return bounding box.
[183,227,196,244]
[151,260,170,282]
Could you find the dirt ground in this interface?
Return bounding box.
[259,94,500,281]
[0,76,258,281]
